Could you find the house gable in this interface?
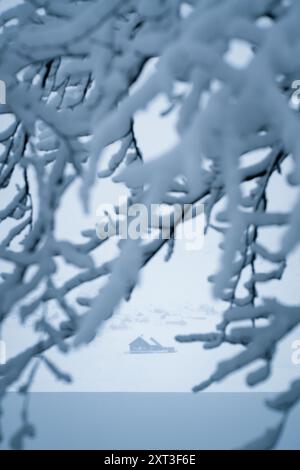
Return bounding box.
[129,336,151,350]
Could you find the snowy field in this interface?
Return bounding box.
[5,301,300,393]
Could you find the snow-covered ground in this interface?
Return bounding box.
[33,305,223,392]
[5,299,300,393]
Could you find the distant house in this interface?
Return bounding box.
[129,336,176,354]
